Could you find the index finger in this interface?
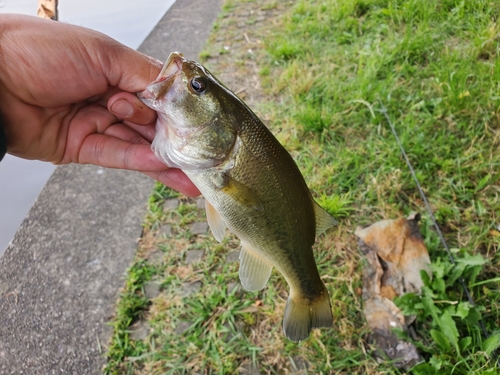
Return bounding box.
[79,133,200,196]
[78,133,167,171]
[108,92,157,127]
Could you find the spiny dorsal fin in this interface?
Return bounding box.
[239,242,272,291]
[314,201,337,236]
[205,199,226,243]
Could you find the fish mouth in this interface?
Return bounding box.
[137,51,184,109]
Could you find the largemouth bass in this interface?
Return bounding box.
[139,52,335,342]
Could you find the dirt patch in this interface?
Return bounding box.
[201,2,284,111]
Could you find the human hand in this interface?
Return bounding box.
[0,14,199,196]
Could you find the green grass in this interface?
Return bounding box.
[260,0,500,373]
[105,0,500,373]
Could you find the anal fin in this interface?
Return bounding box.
[205,199,226,243]
[239,242,272,291]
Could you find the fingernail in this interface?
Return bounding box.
[111,99,134,117]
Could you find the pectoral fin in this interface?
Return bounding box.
[314,201,337,236]
[205,200,226,243]
[212,172,263,210]
[239,242,272,291]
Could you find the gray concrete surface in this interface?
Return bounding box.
[137,0,220,63]
[0,0,222,373]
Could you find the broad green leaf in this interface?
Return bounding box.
[447,262,466,286]
[422,285,438,299]
[431,258,446,279]
[469,265,482,285]
[455,302,471,319]
[482,334,500,355]
[429,354,442,370]
[456,254,487,266]
[423,296,440,324]
[394,292,420,315]
[440,311,459,353]
[432,277,446,295]
[465,307,482,325]
[459,337,472,351]
[411,363,436,375]
[430,329,450,352]
[421,269,432,287]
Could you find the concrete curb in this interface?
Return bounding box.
[0,0,222,373]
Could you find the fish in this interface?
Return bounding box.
[138,52,336,342]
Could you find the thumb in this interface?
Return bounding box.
[100,41,163,92]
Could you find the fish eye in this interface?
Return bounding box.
[190,77,206,94]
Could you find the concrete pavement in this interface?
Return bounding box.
[0,0,222,373]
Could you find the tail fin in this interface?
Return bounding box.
[282,287,333,342]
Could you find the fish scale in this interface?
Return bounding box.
[139,51,336,342]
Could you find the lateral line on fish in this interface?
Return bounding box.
[378,101,498,363]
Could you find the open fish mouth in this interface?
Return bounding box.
[137,52,184,110]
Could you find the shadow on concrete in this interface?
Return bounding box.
[0,0,222,373]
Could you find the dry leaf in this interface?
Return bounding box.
[355,212,429,370]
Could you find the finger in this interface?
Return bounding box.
[79,132,200,196]
[143,169,201,197]
[121,121,156,143]
[86,92,157,143]
[103,43,162,92]
[103,123,151,146]
[78,133,167,172]
[63,105,118,163]
[108,92,157,126]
